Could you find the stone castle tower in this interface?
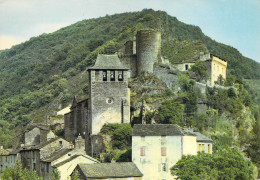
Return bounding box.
[120,29,161,77]
[136,30,161,75]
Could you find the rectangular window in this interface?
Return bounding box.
[102,70,107,81]
[202,144,205,152]
[161,147,166,156]
[118,71,123,81]
[110,70,115,81]
[208,144,211,153]
[199,144,201,151]
[59,141,63,145]
[140,147,145,156]
[162,163,167,172]
[185,64,189,70]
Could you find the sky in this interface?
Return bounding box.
[0,0,260,62]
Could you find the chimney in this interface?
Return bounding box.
[75,134,85,152]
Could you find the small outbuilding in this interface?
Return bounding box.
[73,162,143,180]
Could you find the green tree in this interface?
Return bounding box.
[170,149,255,180]
[190,61,208,82]
[246,110,260,177]
[0,162,43,180]
[71,170,80,180]
[157,99,184,125]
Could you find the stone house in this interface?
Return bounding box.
[40,135,99,180]
[132,124,213,180]
[0,146,12,173]
[73,162,143,180]
[24,126,56,146]
[20,137,70,175]
[173,61,195,72]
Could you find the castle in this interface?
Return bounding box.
[64,29,226,157]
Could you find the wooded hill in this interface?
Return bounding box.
[0,9,259,147]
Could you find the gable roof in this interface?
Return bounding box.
[192,132,213,143]
[88,54,128,70]
[41,148,73,162]
[20,137,65,151]
[77,162,143,178]
[53,154,99,167]
[132,124,195,136]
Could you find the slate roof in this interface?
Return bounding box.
[192,132,213,143]
[53,154,99,167]
[88,54,128,70]
[25,125,50,132]
[41,148,73,162]
[20,137,62,151]
[77,162,143,178]
[132,124,195,136]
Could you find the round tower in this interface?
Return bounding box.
[136,30,161,75]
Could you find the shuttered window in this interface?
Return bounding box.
[140,147,145,156]
[161,147,166,156]
[208,144,211,153]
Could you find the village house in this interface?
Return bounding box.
[192,132,213,154]
[73,162,143,180]
[40,135,99,180]
[20,137,70,175]
[174,53,227,86]
[132,124,213,180]
[0,146,12,173]
[24,126,56,146]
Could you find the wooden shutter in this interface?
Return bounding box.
[161,147,166,156]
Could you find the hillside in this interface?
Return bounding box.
[0,9,260,148]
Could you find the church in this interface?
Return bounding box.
[64,29,221,157]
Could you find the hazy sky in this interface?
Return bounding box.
[0,0,260,62]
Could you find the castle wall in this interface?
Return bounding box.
[64,100,87,143]
[153,65,178,89]
[119,55,137,77]
[136,30,161,75]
